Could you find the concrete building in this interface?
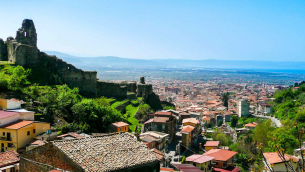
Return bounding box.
[236,99,250,117]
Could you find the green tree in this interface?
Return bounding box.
[94,96,110,107]
[221,92,229,108]
[253,119,276,147]
[217,120,223,127]
[296,109,305,123]
[72,99,123,133]
[268,127,298,154]
[215,133,229,146]
[230,115,239,127]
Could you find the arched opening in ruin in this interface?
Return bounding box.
[139,91,143,97]
[24,32,27,37]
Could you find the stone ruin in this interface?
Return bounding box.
[0,19,155,100]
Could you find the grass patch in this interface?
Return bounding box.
[0,61,14,65]
[111,99,129,108]
[125,104,140,132]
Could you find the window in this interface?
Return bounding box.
[27,131,30,136]
[8,143,14,148]
[2,132,4,136]
[33,129,35,134]
[162,124,165,130]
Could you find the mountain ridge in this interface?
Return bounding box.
[44,51,305,70]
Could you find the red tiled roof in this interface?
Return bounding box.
[181,125,195,133]
[0,120,34,130]
[152,149,164,160]
[31,140,47,146]
[58,132,84,139]
[0,150,19,168]
[245,123,257,127]
[0,111,19,119]
[186,154,214,163]
[156,111,171,116]
[182,118,199,124]
[153,117,169,123]
[204,141,220,147]
[112,121,129,127]
[263,152,299,164]
[160,168,175,171]
[214,166,240,172]
[203,149,237,161]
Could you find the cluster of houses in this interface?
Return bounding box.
[0,96,302,172]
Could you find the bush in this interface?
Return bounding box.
[181,156,186,163]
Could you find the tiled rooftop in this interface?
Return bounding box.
[0,120,34,130]
[111,121,129,127]
[263,152,299,164]
[204,141,220,147]
[181,125,195,133]
[203,149,237,162]
[52,132,159,172]
[0,150,19,167]
[0,110,19,119]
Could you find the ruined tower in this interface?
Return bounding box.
[15,19,37,47]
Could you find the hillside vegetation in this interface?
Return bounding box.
[0,65,153,134]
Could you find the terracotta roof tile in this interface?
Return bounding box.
[112,121,129,127]
[182,118,199,124]
[155,111,171,116]
[181,125,195,133]
[0,120,34,129]
[204,141,220,147]
[52,132,159,171]
[152,149,164,160]
[263,152,299,164]
[153,117,169,123]
[203,149,237,161]
[57,132,84,139]
[0,150,19,167]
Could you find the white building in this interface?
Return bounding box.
[236,99,250,117]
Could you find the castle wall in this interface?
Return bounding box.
[0,39,7,61]
[97,81,127,98]
[39,52,97,97]
[137,84,153,98]
[15,44,39,66]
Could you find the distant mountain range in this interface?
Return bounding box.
[44,51,305,70]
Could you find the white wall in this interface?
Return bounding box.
[0,114,20,127]
[19,112,34,121]
[6,100,21,110]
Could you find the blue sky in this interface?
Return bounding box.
[0,1,304,61]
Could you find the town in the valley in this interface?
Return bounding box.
[0,11,304,172]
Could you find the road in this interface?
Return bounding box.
[252,114,282,127]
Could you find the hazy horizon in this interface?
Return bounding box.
[1,1,305,61]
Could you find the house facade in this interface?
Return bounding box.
[143,111,177,142]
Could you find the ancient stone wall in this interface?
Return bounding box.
[0,39,7,61]
[137,84,153,98]
[120,81,137,92]
[15,44,40,66]
[97,81,127,98]
[39,52,97,97]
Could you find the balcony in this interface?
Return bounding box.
[0,137,11,141]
